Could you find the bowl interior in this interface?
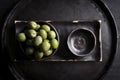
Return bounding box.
[67,28,96,56]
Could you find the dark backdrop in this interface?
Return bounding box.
[0,0,120,80]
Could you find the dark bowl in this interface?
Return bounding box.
[67,28,96,57]
[16,21,60,61]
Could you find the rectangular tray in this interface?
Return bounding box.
[15,20,102,62]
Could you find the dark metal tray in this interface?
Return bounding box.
[15,20,102,62]
[1,0,117,80]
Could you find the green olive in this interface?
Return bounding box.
[35,24,40,30]
[39,29,47,39]
[42,24,50,32]
[33,36,42,46]
[28,21,37,29]
[26,39,33,46]
[44,39,50,43]
[26,29,37,38]
[35,51,44,59]
[51,39,59,49]
[41,40,51,51]
[17,33,26,42]
[48,30,56,39]
[44,49,53,56]
[25,47,34,55]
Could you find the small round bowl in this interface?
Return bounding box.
[67,28,96,57]
[18,21,59,60]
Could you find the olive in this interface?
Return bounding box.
[33,36,42,46]
[17,33,26,42]
[44,39,50,43]
[28,21,37,29]
[51,39,59,49]
[35,51,44,59]
[25,47,34,55]
[26,39,33,46]
[42,24,50,32]
[48,30,56,39]
[26,29,37,38]
[35,24,40,30]
[41,40,51,51]
[39,29,47,39]
[44,49,53,56]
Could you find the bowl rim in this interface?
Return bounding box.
[67,27,96,57]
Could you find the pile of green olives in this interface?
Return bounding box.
[17,21,59,60]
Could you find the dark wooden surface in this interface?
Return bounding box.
[0,0,120,80]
